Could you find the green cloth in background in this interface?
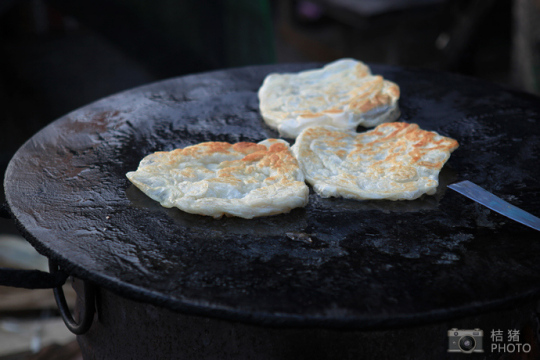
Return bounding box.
[222,0,276,67]
[115,0,276,70]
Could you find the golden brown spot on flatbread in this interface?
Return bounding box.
[268,142,289,152]
[355,63,370,77]
[298,112,323,119]
[242,151,266,163]
[322,108,343,114]
[232,142,266,154]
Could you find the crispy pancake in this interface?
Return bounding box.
[127,139,309,219]
[291,123,459,200]
[258,58,400,138]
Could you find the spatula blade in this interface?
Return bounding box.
[448,180,540,231]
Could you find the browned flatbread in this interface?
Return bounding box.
[291,123,459,200]
[127,139,309,218]
[258,58,401,138]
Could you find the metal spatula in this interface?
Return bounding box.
[448,180,540,231]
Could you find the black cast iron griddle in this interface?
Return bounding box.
[4,64,540,330]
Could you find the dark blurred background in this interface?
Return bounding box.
[0,0,536,358]
[0,0,528,211]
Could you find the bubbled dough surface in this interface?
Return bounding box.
[258,58,401,138]
[126,139,309,219]
[291,123,459,200]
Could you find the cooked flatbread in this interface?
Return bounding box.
[126,139,309,219]
[291,123,459,200]
[258,58,400,138]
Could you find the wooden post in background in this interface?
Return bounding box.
[512,0,540,94]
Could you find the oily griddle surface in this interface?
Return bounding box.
[5,64,540,329]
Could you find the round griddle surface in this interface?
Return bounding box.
[5,64,540,329]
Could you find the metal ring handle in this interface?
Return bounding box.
[49,260,96,335]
